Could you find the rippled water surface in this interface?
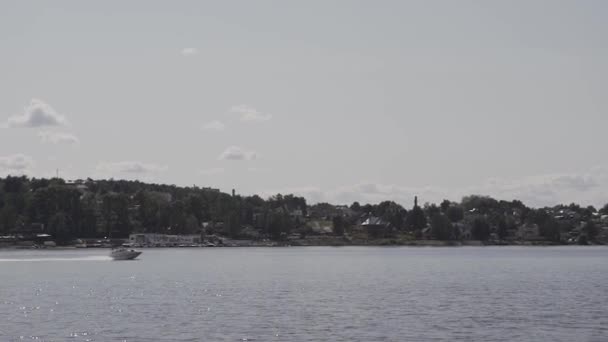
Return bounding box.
[1,246,607,341]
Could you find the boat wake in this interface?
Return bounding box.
[0,256,112,262]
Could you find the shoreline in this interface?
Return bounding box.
[1,240,603,250]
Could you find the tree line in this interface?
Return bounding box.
[0,176,606,243]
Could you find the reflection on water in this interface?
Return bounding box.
[0,247,607,342]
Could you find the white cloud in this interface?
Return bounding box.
[199,167,225,176]
[218,146,257,161]
[181,48,198,56]
[230,105,272,122]
[5,99,68,128]
[0,154,35,175]
[324,183,445,207]
[472,172,605,208]
[38,131,79,144]
[96,161,168,175]
[202,120,226,131]
[258,168,608,208]
[261,183,443,207]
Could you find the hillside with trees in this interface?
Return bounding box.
[1,176,607,246]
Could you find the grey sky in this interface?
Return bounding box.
[1,0,607,208]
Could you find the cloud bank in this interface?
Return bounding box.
[38,131,79,144]
[230,105,272,122]
[260,168,608,208]
[0,154,35,175]
[5,99,68,128]
[96,161,168,175]
[218,146,257,161]
[181,48,198,56]
[202,120,226,131]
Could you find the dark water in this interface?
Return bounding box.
[0,247,607,342]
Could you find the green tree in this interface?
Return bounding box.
[266,211,291,240]
[462,195,499,214]
[440,200,451,213]
[577,234,589,245]
[169,200,187,234]
[446,205,464,223]
[361,203,374,215]
[406,206,427,231]
[471,217,490,241]
[79,194,98,237]
[0,205,18,233]
[539,217,560,242]
[30,178,50,191]
[497,216,508,240]
[332,216,346,236]
[376,201,407,230]
[25,185,81,236]
[582,221,598,241]
[184,215,200,235]
[3,176,26,193]
[425,203,441,218]
[102,193,131,237]
[226,213,241,238]
[184,194,208,223]
[48,212,70,240]
[430,214,453,240]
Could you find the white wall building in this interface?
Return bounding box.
[129,233,201,247]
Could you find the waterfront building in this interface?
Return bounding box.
[129,233,202,247]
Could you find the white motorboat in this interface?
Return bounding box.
[110,247,142,260]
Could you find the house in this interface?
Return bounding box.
[361,216,392,238]
[306,220,333,235]
[517,223,540,240]
[421,226,433,239]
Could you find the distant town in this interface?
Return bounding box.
[0,176,607,248]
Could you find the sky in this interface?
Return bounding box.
[1,0,607,208]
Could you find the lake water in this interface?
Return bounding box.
[0,246,607,341]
